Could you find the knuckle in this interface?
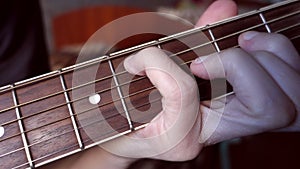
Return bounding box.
[222,48,248,62]
[221,48,251,71]
[268,33,291,51]
[259,96,296,129]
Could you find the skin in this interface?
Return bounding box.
[43,0,299,168]
[191,32,299,144]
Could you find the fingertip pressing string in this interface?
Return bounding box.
[0,9,299,167]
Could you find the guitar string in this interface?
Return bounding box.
[0,9,298,116]
[11,123,131,169]
[29,124,132,168]
[3,14,300,169]
[19,105,162,169]
[0,17,298,145]
[12,27,300,165]
[0,6,297,157]
[0,10,299,130]
[0,75,147,126]
[7,4,298,168]
[0,26,298,160]
[1,26,299,145]
[0,83,159,143]
[2,16,299,143]
[0,0,295,96]
[0,18,299,144]
[30,101,162,166]
[2,100,160,167]
[0,96,161,160]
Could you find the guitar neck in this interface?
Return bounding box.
[0,0,299,168]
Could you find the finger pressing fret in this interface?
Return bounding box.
[0,0,299,168]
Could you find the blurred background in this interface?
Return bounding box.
[40,0,282,69]
[38,0,299,169]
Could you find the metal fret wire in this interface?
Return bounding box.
[11,87,34,168]
[0,8,299,117]
[0,7,299,145]
[0,82,158,143]
[12,124,131,169]
[259,13,272,33]
[0,0,298,95]
[1,8,299,125]
[0,84,159,160]
[1,97,161,163]
[108,59,134,130]
[0,75,145,127]
[7,22,300,169]
[31,99,160,167]
[2,11,299,137]
[59,71,84,149]
[4,7,299,125]
[208,28,221,52]
[8,98,162,169]
[0,0,299,167]
[28,29,300,169]
[2,26,300,169]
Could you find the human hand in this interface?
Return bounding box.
[190,31,299,145]
[97,0,240,164]
[239,32,300,132]
[98,0,240,163]
[75,2,298,169]
[42,0,241,169]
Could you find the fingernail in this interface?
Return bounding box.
[194,55,209,64]
[242,31,259,41]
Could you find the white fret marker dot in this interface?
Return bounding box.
[0,126,4,138]
[89,94,101,105]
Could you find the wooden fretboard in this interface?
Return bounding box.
[0,0,299,168]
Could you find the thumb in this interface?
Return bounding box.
[101,47,200,159]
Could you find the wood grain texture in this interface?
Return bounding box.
[0,89,29,168]
[16,77,78,165]
[0,1,299,168]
